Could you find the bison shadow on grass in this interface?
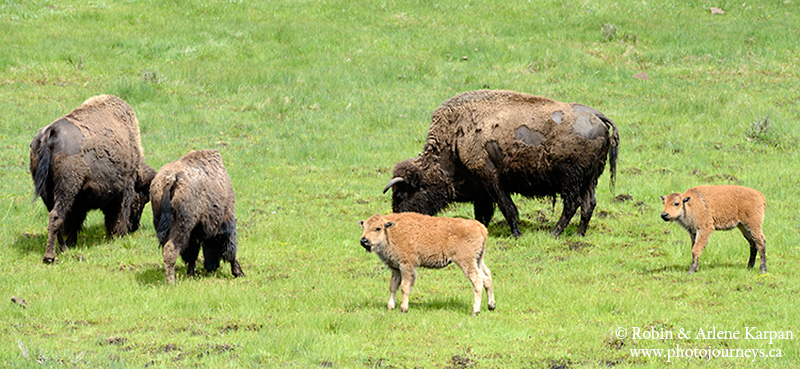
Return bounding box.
[644,262,744,275]
[12,223,107,260]
[132,262,240,286]
[347,295,474,314]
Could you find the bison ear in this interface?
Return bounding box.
[384,222,395,229]
[660,195,665,202]
[683,197,691,203]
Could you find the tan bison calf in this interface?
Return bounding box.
[358,212,495,315]
[660,185,766,274]
[151,150,244,284]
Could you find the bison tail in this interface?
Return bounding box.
[33,140,52,204]
[600,115,619,190]
[155,175,178,245]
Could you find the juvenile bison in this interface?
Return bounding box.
[384,89,618,237]
[150,150,244,284]
[358,212,495,315]
[660,185,767,274]
[29,95,155,263]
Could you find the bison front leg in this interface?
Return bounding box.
[181,238,201,277]
[387,268,401,310]
[63,208,88,247]
[456,260,484,316]
[484,180,520,237]
[399,267,416,313]
[689,230,711,274]
[108,183,135,237]
[473,200,495,226]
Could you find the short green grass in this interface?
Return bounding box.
[1,1,799,367]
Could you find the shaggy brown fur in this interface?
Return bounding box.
[29,95,155,263]
[150,150,243,284]
[660,185,767,274]
[384,89,619,237]
[358,212,495,315]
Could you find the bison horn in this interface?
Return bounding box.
[383,177,405,194]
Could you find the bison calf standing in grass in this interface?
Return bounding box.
[660,185,766,274]
[358,212,495,315]
[150,150,244,284]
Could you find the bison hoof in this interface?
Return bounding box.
[488,303,496,311]
[472,310,480,316]
[42,256,55,264]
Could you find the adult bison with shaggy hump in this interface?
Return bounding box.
[29,95,156,263]
[384,90,619,237]
[150,149,244,284]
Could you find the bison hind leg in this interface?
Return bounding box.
[738,223,767,273]
[551,192,581,237]
[230,260,244,278]
[577,187,597,236]
[181,238,202,276]
[221,226,243,277]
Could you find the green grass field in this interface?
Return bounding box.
[1,1,798,367]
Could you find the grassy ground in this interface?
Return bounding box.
[1,0,798,367]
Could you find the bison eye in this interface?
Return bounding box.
[674,202,680,206]
[375,227,381,232]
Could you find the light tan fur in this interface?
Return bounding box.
[660,185,766,274]
[358,212,495,315]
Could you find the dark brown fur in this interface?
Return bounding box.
[661,185,767,274]
[29,95,156,263]
[359,212,495,315]
[384,90,619,237]
[150,150,243,284]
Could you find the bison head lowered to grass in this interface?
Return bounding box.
[383,89,619,237]
[29,95,156,263]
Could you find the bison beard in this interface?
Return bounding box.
[384,90,618,237]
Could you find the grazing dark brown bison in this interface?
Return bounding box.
[151,149,244,284]
[384,90,619,237]
[29,95,156,263]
